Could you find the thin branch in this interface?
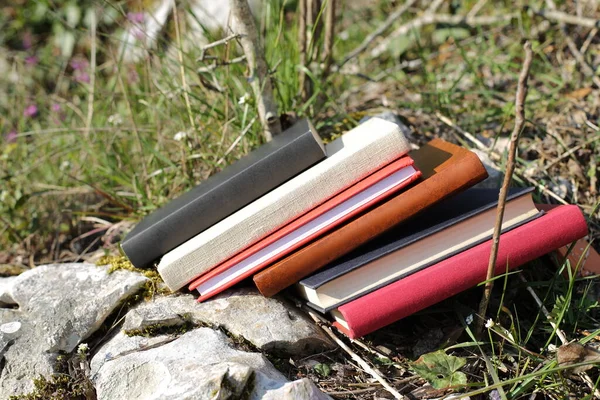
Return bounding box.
[172,0,196,134]
[197,55,246,73]
[230,0,282,141]
[475,41,533,337]
[371,13,517,58]
[306,310,407,399]
[321,0,336,78]
[84,9,96,139]
[535,8,599,28]
[298,0,309,102]
[340,0,418,66]
[196,33,243,61]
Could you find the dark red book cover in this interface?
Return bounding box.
[334,205,588,338]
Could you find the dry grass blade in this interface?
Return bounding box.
[306,310,407,399]
[475,41,534,337]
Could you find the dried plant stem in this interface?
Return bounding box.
[230,0,281,141]
[172,0,196,134]
[321,0,336,78]
[84,9,96,139]
[340,0,418,66]
[298,0,309,102]
[519,274,600,399]
[475,41,533,337]
[306,310,406,399]
[371,13,517,58]
[535,8,599,28]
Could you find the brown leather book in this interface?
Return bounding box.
[253,138,488,297]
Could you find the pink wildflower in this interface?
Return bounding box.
[127,12,145,24]
[25,55,38,66]
[23,105,38,118]
[4,131,18,143]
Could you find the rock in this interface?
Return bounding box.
[471,149,503,189]
[0,263,148,397]
[0,276,17,305]
[122,289,333,356]
[93,328,330,400]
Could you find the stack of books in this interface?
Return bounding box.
[120,117,589,338]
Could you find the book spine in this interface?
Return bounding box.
[192,160,421,302]
[121,118,326,268]
[158,118,411,290]
[335,205,588,338]
[253,148,487,297]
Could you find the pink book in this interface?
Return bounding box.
[332,205,588,338]
[190,156,421,301]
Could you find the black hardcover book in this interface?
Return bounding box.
[121,118,326,268]
[299,187,542,313]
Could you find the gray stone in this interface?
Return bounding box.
[123,289,333,355]
[472,149,503,189]
[122,288,333,355]
[0,276,17,306]
[93,328,330,400]
[0,263,148,397]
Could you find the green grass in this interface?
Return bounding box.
[1,0,599,398]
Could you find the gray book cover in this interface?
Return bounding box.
[121,118,326,268]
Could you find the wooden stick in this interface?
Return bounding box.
[535,9,599,28]
[475,41,533,337]
[298,0,308,102]
[340,0,418,66]
[321,0,336,78]
[229,0,282,141]
[306,310,407,399]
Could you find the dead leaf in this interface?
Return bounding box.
[566,87,593,100]
[557,342,600,374]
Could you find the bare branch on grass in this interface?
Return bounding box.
[321,0,336,78]
[306,309,407,399]
[298,0,309,102]
[196,33,243,61]
[340,0,418,67]
[230,0,282,141]
[197,55,246,73]
[535,8,599,28]
[84,10,96,139]
[371,13,518,58]
[475,41,533,337]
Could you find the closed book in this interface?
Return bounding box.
[299,187,542,312]
[121,118,326,268]
[332,205,588,338]
[158,118,411,290]
[189,156,421,301]
[253,138,488,297]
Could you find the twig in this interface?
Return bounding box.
[321,0,336,78]
[580,28,598,55]
[436,112,490,152]
[371,13,517,57]
[306,310,406,399]
[340,0,417,66]
[230,0,282,141]
[84,9,96,139]
[467,0,488,18]
[197,55,246,73]
[475,41,533,337]
[519,274,600,399]
[196,34,243,61]
[541,134,600,172]
[172,0,196,134]
[541,0,600,87]
[534,9,599,28]
[298,0,309,102]
[216,117,257,165]
[326,387,378,396]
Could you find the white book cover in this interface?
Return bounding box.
[158,118,411,290]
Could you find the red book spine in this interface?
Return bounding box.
[188,156,420,297]
[334,205,588,338]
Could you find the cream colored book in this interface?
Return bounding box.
[158,118,411,290]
